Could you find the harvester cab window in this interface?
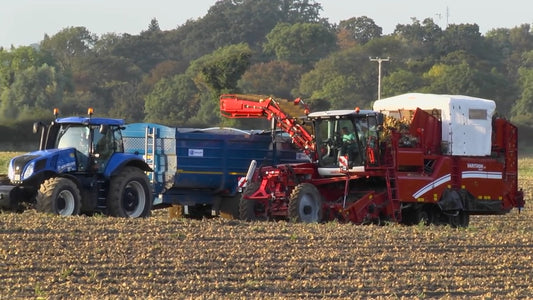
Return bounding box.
[315,119,338,167]
[340,120,358,158]
[315,117,366,168]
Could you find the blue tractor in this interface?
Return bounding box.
[0,109,152,217]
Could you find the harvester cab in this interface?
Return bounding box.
[309,109,383,174]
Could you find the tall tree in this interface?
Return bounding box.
[40,26,97,72]
[144,74,199,125]
[296,46,376,109]
[337,16,382,45]
[174,0,325,61]
[187,43,252,92]
[436,23,484,58]
[511,50,533,125]
[0,64,67,120]
[263,22,337,66]
[393,18,442,61]
[238,60,305,99]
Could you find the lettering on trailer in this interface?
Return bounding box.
[188,149,204,157]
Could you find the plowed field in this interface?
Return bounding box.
[1,155,532,299]
[1,206,531,299]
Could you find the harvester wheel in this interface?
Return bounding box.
[239,182,266,221]
[107,167,152,218]
[288,183,322,223]
[449,211,469,228]
[416,209,433,226]
[36,177,81,216]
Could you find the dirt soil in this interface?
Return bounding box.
[1,206,532,299]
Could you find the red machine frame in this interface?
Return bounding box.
[220,94,524,226]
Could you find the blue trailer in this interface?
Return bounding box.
[122,123,309,218]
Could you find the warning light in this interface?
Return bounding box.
[355,107,360,113]
[53,108,59,117]
[88,108,94,117]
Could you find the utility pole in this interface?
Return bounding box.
[369,57,390,100]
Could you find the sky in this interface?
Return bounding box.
[1,0,532,49]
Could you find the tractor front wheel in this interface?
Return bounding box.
[107,167,152,218]
[36,177,81,216]
[288,183,322,223]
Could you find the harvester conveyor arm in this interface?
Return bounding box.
[220,94,315,156]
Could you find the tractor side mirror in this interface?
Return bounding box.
[99,124,109,135]
[33,122,43,134]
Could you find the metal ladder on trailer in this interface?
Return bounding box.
[145,126,156,183]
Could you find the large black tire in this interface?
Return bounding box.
[219,195,240,220]
[449,211,470,228]
[415,208,433,226]
[239,182,267,221]
[107,167,152,218]
[36,177,81,216]
[288,183,322,223]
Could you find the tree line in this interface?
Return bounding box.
[1,0,532,133]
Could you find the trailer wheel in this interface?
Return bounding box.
[288,183,322,223]
[36,177,81,216]
[219,195,240,220]
[107,167,152,218]
[239,182,267,221]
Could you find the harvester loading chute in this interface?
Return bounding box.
[220,94,316,158]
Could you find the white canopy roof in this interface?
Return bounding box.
[373,93,496,156]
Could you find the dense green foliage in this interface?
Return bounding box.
[0,0,532,138]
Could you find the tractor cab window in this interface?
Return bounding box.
[56,125,90,171]
[92,125,122,172]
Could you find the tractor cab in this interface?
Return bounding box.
[308,108,382,175]
[35,108,125,174]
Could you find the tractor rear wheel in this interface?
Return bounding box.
[288,183,322,223]
[107,167,152,218]
[36,177,81,216]
[239,182,267,221]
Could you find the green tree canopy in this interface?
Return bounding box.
[337,16,382,45]
[263,22,337,66]
[144,74,199,126]
[296,47,376,109]
[238,60,305,99]
[187,43,252,92]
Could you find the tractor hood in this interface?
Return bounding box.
[8,148,78,183]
